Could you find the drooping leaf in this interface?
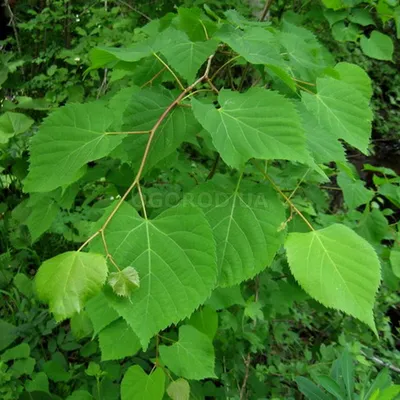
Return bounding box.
[92,202,217,348]
[167,378,190,400]
[337,172,374,209]
[315,375,346,399]
[108,267,140,297]
[0,112,34,143]
[160,28,218,83]
[121,366,165,400]
[0,319,18,351]
[24,103,121,192]
[355,208,389,244]
[360,31,394,61]
[349,8,375,26]
[341,349,355,398]
[98,318,141,361]
[159,325,216,380]
[35,252,108,321]
[302,77,372,154]
[187,176,286,286]
[192,88,308,168]
[285,224,381,333]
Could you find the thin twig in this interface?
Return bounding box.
[78,55,216,254]
[260,0,274,21]
[153,52,185,91]
[116,0,151,21]
[4,0,22,58]
[253,161,315,231]
[240,353,251,400]
[361,351,400,374]
[97,68,108,99]
[207,154,220,180]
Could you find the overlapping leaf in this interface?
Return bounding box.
[192,88,309,168]
[121,366,165,400]
[92,202,217,348]
[302,78,372,154]
[285,224,381,333]
[159,325,216,380]
[24,103,121,192]
[35,252,108,321]
[0,112,34,144]
[187,176,286,286]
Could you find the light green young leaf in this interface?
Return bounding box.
[192,88,308,169]
[360,31,394,61]
[0,112,34,143]
[322,0,345,10]
[302,77,372,154]
[160,28,218,83]
[121,366,165,400]
[285,224,381,333]
[24,103,121,193]
[337,172,374,209]
[167,378,190,400]
[108,267,140,298]
[187,176,286,286]
[216,25,283,66]
[98,318,141,361]
[92,202,217,348]
[35,252,108,321]
[159,325,216,380]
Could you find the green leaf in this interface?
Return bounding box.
[26,372,50,394]
[355,208,389,245]
[315,375,346,399]
[121,366,165,400]
[298,103,346,164]
[390,248,400,278]
[337,172,374,209]
[24,103,121,193]
[2,343,30,361]
[177,7,216,41]
[108,267,140,298]
[206,286,245,310]
[192,88,308,169]
[0,112,33,143]
[98,318,141,361]
[296,377,332,400]
[187,306,218,340]
[66,391,93,400]
[322,0,344,10]
[116,86,200,172]
[302,78,372,154]
[159,325,216,380]
[349,8,375,26]
[160,28,218,82]
[285,224,381,333]
[341,349,354,398]
[333,62,372,100]
[360,31,394,61]
[324,9,348,26]
[92,202,217,348]
[216,25,283,66]
[35,251,108,321]
[0,319,18,351]
[26,194,59,242]
[332,22,360,42]
[70,311,93,340]
[187,176,285,286]
[11,357,35,378]
[167,378,190,400]
[85,292,119,336]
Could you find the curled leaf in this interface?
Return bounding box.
[108,267,140,297]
